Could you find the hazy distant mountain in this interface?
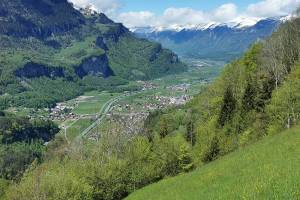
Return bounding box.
[133,16,289,62]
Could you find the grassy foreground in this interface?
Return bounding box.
[127,127,300,200]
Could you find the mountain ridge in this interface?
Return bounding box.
[133,16,287,61]
[131,16,290,32]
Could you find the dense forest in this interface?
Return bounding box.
[0,112,59,198]
[1,9,299,200]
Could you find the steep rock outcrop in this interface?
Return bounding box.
[88,13,114,24]
[0,0,85,38]
[75,55,114,78]
[149,44,162,62]
[103,23,129,42]
[96,36,109,51]
[15,62,65,78]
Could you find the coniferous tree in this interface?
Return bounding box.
[185,111,196,145]
[242,81,257,112]
[218,87,236,127]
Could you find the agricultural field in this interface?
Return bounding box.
[70,91,119,115]
[66,119,95,140]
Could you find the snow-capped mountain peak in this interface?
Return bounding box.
[227,16,261,28]
[131,16,289,33]
[132,16,285,62]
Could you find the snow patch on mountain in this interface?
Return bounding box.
[131,15,291,33]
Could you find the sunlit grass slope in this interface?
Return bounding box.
[127,127,300,200]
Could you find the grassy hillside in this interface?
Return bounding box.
[127,126,300,200]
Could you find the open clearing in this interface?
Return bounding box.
[72,91,119,115]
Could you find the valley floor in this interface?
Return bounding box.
[7,62,222,142]
[126,127,300,200]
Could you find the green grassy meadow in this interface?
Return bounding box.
[127,127,300,200]
[72,91,119,115]
[66,119,94,139]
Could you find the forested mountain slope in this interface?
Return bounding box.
[0,0,186,109]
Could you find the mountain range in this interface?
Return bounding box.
[133,16,289,61]
[0,0,186,109]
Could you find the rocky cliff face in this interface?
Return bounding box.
[75,55,114,78]
[0,0,85,38]
[15,62,65,78]
[103,23,129,43]
[96,36,109,51]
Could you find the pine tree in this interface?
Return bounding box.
[185,111,196,145]
[218,87,236,127]
[242,81,256,112]
[202,136,220,163]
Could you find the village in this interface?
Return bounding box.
[35,81,193,124]
[17,80,195,140]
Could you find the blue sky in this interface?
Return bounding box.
[71,0,300,27]
[120,0,260,14]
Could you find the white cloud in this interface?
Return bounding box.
[162,7,207,25]
[118,11,157,27]
[69,0,120,15]
[211,3,238,22]
[117,4,238,28]
[69,0,300,28]
[246,0,300,17]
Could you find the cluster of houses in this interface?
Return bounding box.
[113,94,192,115]
[49,103,77,121]
[154,95,191,107]
[169,95,191,105]
[167,83,191,92]
[137,81,159,91]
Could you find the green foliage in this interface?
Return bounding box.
[266,64,300,134]
[185,111,196,145]
[6,161,94,200]
[178,145,194,172]
[5,133,192,200]
[201,136,221,163]
[108,36,186,80]
[218,87,236,127]
[0,114,59,182]
[127,127,300,200]
[0,116,59,144]
[0,178,9,199]
[0,142,44,181]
